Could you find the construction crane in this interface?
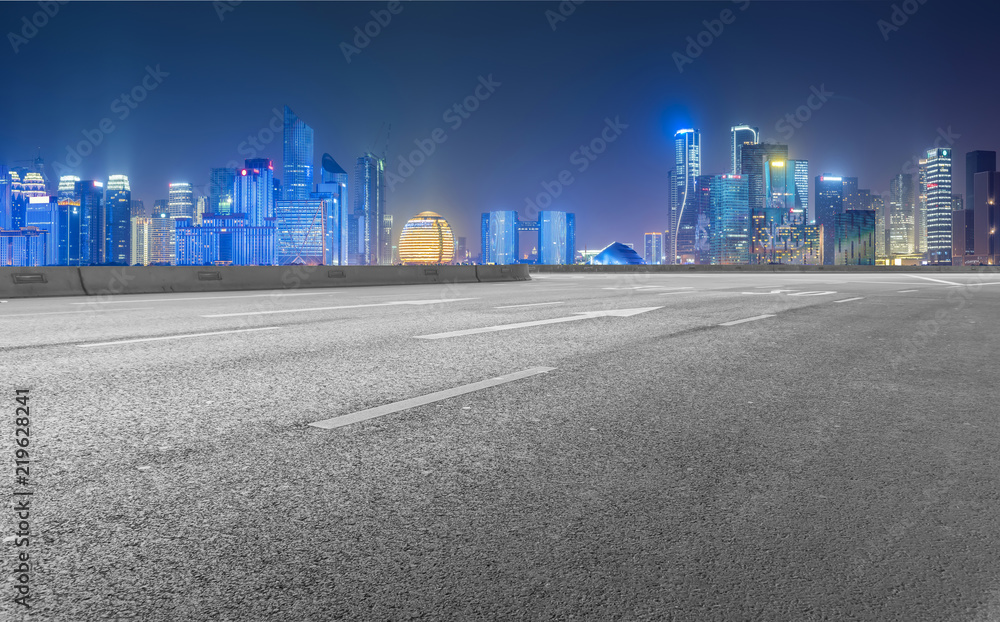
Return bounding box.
[369,122,390,161]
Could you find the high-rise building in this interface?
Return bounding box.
[7,171,27,230]
[966,151,996,238]
[24,197,60,265]
[130,216,151,266]
[0,165,10,230]
[130,199,145,218]
[167,182,194,219]
[730,125,758,175]
[753,161,806,264]
[275,199,341,265]
[381,214,393,265]
[105,175,131,265]
[149,210,176,265]
[814,175,844,265]
[210,167,237,215]
[834,210,876,265]
[643,232,663,265]
[56,176,81,266]
[235,159,275,226]
[972,171,1000,264]
[283,105,315,201]
[153,199,168,214]
[873,194,888,260]
[889,173,915,256]
[0,228,45,266]
[665,168,676,263]
[77,180,104,265]
[314,153,350,265]
[539,210,574,265]
[482,210,518,264]
[925,148,953,265]
[175,217,220,266]
[790,160,809,218]
[740,142,789,213]
[708,174,750,265]
[457,237,467,263]
[354,154,386,265]
[671,129,701,264]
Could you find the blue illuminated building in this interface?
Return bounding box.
[105,175,131,265]
[708,174,750,265]
[209,167,237,214]
[235,159,275,226]
[283,105,314,201]
[312,153,350,265]
[481,210,575,264]
[76,180,104,265]
[24,197,60,265]
[589,242,644,265]
[175,217,220,266]
[834,209,876,265]
[0,229,45,266]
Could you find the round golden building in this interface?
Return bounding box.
[398,211,456,264]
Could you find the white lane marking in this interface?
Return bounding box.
[414,307,662,340]
[834,297,864,303]
[719,314,775,326]
[788,291,837,297]
[1,308,148,318]
[897,289,919,293]
[77,327,280,348]
[202,298,478,318]
[742,289,798,295]
[72,291,345,305]
[495,301,565,309]
[904,274,961,286]
[658,290,696,295]
[309,367,556,429]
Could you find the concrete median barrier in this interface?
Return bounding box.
[475,264,531,281]
[0,268,87,298]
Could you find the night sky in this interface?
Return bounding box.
[1,1,996,253]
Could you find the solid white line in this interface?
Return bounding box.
[897,289,918,293]
[495,301,565,309]
[308,367,556,429]
[1,308,148,318]
[72,291,344,305]
[415,307,661,340]
[719,314,775,326]
[834,297,865,303]
[904,274,961,286]
[202,298,478,318]
[77,327,280,348]
[657,290,696,295]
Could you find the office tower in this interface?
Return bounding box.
[671,129,701,264]
[753,161,805,264]
[148,210,176,265]
[130,199,145,218]
[175,217,220,266]
[708,174,750,265]
[966,151,996,235]
[381,214,393,265]
[951,194,972,263]
[235,159,275,226]
[7,171,27,230]
[539,210,573,265]
[103,175,131,266]
[272,178,282,207]
[153,199,168,214]
[314,154,350,265]
[814,175,843,265]
[457,237,467,263]
[665,168,676,264]
[730,125,758,175]
[925,148,953,265]
[482,210,518,264]
[972,172,1000,264]
[643,232,664,265]
[210,167,237,214]
[21,172,46,199]
[740,142,788,213]
[195,196,209,224]
[354,154,386,265]
[283,105,314,201]
[24,197,60,265]
[0,229,45,266]
[915,159,928,255]
[566,213,576,264]
[889,173,915,255]
[873,194,887,260]
[166,182,195,219]
[56,176,80,266]
[688,174,713,264]
[397,212,456,264]
[842,177,863,211]
[76,180,104,265]
[275,198,339,265]
[130,216,151,266]
[790,160,809,218]
[0,166,10,230]
[834,210,876,265]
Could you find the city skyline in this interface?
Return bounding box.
[2,1,998,253]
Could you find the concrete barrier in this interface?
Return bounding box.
[0,268,87,299]
[475,264,531,281]
[528,264,1000,274]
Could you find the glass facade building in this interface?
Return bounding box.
[709,174,750,265]
[235,159,275,226]
[671,129,701,264]
[730,125,758,175]
[275,199,340,265]
[283,105,314,202]
[834,210,876,265]
[209,167,237,215]
[539,210,573,265]
[814,175,843,265]
[24,197,60,265]
[167,182,195,219]
[105,175,131,265]
[925,147,953,265]
[0,229,45,266]
[643,232,663,265]
[77,180,104,265]
[131,216,151,266]
[354,154,386,265]
[889,173,915,255]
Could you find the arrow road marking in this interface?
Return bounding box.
[414,307,662,340]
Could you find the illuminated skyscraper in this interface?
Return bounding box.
[740,142,788,213]
[275,198,339,265]
[814,175,843,265]
[671,129,701,264]
[730,125,758,175]
[873,194,888,260]
[834,210,876,265]
[283,105,314,201]
[889,173,915,255]
[539,210,574,265]
[382,214,393,265]
[24,197,60,265]
[791,160,809,218]
[210,167,237,215]
[972,171,1000,264]
[77,180,104,265]
[131,199,145,218]
[754,161,805,264]
[966,151,995,242]
[235,159,275,226]
[130,216,151,266]
[167,182,195,220]
[0,165,10,230]
[708,174,750,265]
[925,147,953,265]
[482,210,519,264]
[315,153,350,265]
[149,210,176,265]
[916,159,928,255]
[105,175,131,265]
[643,232,663,265]
[354,154,386,265]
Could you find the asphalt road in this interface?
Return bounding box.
[3,271,1000,621]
